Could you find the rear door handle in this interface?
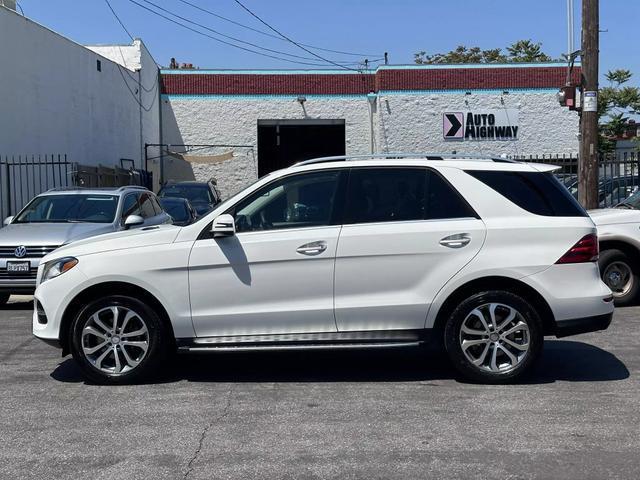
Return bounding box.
[296,241,327,256]
[439,234,471,249]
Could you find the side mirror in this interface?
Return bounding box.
[123,214,144,229]
[3,216,13,226]
[211,214,235,237]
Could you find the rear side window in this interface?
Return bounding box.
[345,168,427,224]
[344,168,477,224]
[467,170,587,217]
[426,171,478,220]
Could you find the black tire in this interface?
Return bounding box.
[0,293,9,306]
[599,248,639,307]
[444,291,543,384]
[69,295,170,384]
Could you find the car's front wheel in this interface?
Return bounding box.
[69,295,170,384]
[444,291,543,384]
[599,248,639,307]
[0,293,9,306]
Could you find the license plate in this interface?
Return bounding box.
[6,261,30,273]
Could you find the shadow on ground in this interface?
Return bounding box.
[1,300,32,311]
[50,339,629,385]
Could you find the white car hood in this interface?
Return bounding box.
[43,224,181,261]
[588,208,640,226]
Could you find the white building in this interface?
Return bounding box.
[160,64,581,197]
[0,5,160,174]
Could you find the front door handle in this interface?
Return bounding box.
[297,241,327,256]
[439,234,471,249]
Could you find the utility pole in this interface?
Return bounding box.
[578,0,599,209]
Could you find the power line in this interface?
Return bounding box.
[231,0,359,71]
[103,0,135,42]
[137,0,360,65]
[176,0,380,58]
[127,0,368,68]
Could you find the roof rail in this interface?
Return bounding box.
[295,152,518,166]
[45,187,87,192]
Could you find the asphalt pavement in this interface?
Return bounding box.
[0,296,638,479]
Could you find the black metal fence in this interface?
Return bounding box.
[0,155,151,220]
[0,154,72,220]
[511,152,640,208]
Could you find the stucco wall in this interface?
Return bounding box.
[161,95,374,197]
[162,89,579,198]
[0,8,159,171]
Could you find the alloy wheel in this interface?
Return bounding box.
[81,306,150,375]
[459,303,530,374]
[603,261,633,297]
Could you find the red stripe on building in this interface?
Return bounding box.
[161,66,580,95]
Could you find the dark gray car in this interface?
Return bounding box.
[0,186,171,304]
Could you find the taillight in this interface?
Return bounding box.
[556,234,599,264]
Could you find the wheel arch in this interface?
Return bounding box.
[599,239,640,267]
[59,281,176,356]
[432,276,556,340]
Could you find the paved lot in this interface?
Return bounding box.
[0,296,638,479]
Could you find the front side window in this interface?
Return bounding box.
[121,194,141,220]
[229,170,342,233]
[14,195,118,224]
[138,193,156,219]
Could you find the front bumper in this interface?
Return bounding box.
[554,312,613,338]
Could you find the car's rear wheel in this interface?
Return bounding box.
[69,295,170,384]
[0,293,9,306]
[444,291,543,384]
[599,248,639,307]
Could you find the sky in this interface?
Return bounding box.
[17,0,640,83]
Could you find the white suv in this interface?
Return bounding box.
[33,155,614,384]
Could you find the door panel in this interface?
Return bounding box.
[189,168,346,338]
[188,227,340,337]
[334,219,485,331]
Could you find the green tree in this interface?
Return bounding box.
[414,40,555,64]
[598,69,640,152]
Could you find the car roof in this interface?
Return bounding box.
[40,186,149,196]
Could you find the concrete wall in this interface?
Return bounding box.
[162,89,579,198]
[0,7,159,172]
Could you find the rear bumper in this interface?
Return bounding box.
[554,312,613,338]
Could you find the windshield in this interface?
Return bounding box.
[159,185,213,205]
[14,194,118,224]
[160,200,190,222]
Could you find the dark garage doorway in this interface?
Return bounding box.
[257,119,346,177]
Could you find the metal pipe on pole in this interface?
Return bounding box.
[567,0,574,55]
[578,0,599,209]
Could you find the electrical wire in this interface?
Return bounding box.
[116,63,158,112]
[104,0,135,42]
[231,0,359,71]
[128,0,367,67]
[136,0,361,65]
[176,0,381,58]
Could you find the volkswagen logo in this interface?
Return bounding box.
[14,246,27,258]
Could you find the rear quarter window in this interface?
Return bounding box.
[466,170,588,217]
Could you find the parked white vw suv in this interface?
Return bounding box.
[33,155,613,384]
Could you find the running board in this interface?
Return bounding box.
[176,329,429,353]
[180,341,422,353]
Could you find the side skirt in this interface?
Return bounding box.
[176,329,430,353]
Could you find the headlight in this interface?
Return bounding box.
[41,257,79,283]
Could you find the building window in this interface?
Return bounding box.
[96,59,102,72]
